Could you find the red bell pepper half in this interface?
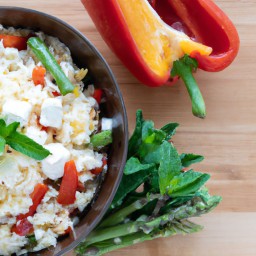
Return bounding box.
[57,160,79,205]
[153,0,239,72]
[81,0,239,118]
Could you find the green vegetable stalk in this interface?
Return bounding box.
[76,110,221,255]
[27,37,75,96]
[171,55,206,119]
[90,130,113,149]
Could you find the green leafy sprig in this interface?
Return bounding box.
[0,119,50,160]
[76,110,221,256]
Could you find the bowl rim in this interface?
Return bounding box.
[0,6,129,255]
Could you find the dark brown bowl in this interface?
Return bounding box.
[0,6,128,256]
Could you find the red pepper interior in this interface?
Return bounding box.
[154,0,230,55]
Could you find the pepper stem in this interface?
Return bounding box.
[181,72,206,118]
[171,55,206,119]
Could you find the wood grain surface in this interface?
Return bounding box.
[1,0,255,255]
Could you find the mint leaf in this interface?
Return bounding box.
[0,136,6,155]
[180,153,204,168]
[5,122,20,136]
[0,119,50,160]
[128,110,144,158]
[124,157,155,175]
[0,119,19,138]
[168,170,210,197]
[158,141,181,194]
[161,123,179,140]
[6,132,50,160]
[110,169,150,209]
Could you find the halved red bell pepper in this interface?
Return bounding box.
[81,0,239,118]
[153,0,239,72]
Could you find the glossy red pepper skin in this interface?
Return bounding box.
[82,0,239,86]
[154,0,240,72]
[82,0,169,87]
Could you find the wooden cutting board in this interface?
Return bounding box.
[2,0,256,255]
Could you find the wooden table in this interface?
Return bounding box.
[2,0,256,255]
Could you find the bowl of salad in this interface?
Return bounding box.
[0,6,128,256]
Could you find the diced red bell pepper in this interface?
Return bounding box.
[82,0,239,85]
[13,183,48,236]
[17,183,48,220]
[57,160,79,205]
[32,66,46,86]
[11,218,34,236]
[91,157,107,175]
[93,89,103,104]
[52,91,61,97]
[0,34,29,51]
[64,226,72,235]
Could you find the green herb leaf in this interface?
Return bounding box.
[171,55,206,118]
[128,110,144,158]
[180,153,204,168]
[0,136,6,155]
[0,120,19,138]
[75,110,221,255]
[110,169,150,209]
[161,123,179,140]
[0,119,50,160]
[6,132,50,160]
[158,141,181,194]
[167,170,210,197]
[124,157,155,175]
[144,168,159,193]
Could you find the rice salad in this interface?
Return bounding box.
[0,26,110,255]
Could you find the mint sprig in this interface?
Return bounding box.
[0,119,50,160]
[76,110,221,255]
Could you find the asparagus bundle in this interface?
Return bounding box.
[76,110,221,255]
